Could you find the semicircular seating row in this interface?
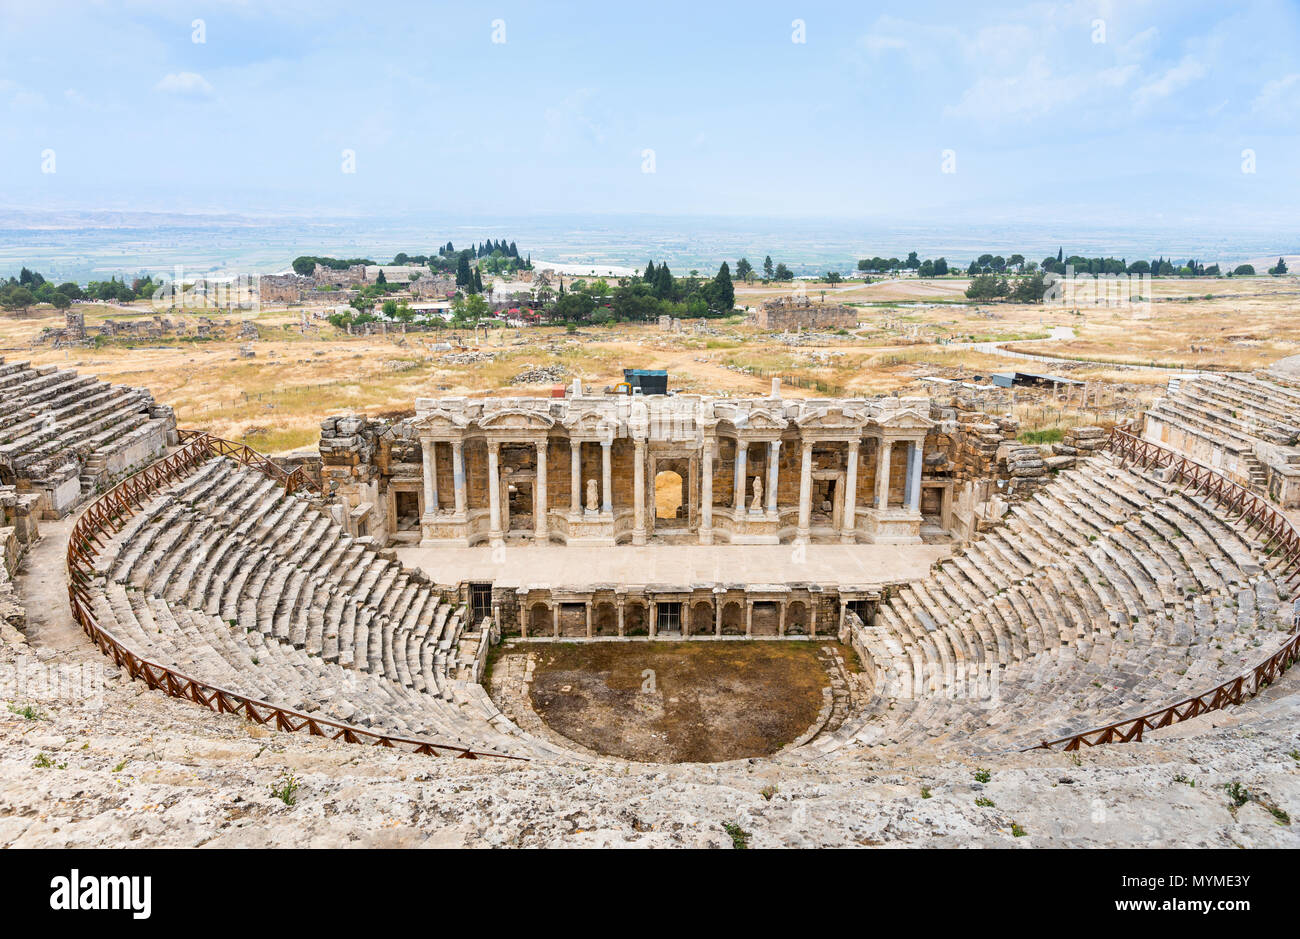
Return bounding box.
[89,455,582,760]
[0,357,165,495]
[806,455,1295,758]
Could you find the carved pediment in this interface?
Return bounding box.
[411,410,470,434]
[477,408,556,431]
[876,408,935,430]
[795,406,864,430]
[732,408,788,432]
[563,408,618,435]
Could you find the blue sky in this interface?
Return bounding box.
[3,0,1299,226]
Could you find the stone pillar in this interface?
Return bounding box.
[569,440,581,515]
[875,438,892,511]
[714,598,723,636]
[600,440,612,515]
[487,441,503,546]
[810,603,818,637]
[421,438,438,516]
[632,438,647,545]
[452,439,467,519]
[766,440,781,517]
[841,439,859,544]
[585,602,593,638]
[745,599,754,637]
[552,602,559,638]
[699,440,714,545]
[779,601,786,637]
[733,440,747,511]
[648,599,657,638]
[906,439,924,514]
[795,440,813,544]
[617,600,625,637]
[534,439,549,544]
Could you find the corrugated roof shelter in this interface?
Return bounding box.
[992,371,1083,389]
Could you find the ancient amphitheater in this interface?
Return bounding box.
[2,356,1298,847]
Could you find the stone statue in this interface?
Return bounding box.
[586,478,599,513]
[751,475,763,513]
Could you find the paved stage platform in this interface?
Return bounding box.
[395,542,951,590]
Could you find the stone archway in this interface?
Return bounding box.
[720,601,744,636]
[528,602,551,636]
[654,469,687,526]
[786,600,808,635]
[691,600,713,637]
[593,601,618,636]
[624,601,648,636]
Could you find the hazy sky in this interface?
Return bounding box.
[3,0,1299,226]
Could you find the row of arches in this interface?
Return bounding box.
[525,599,813,638]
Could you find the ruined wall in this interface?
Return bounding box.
[748,297,859,331]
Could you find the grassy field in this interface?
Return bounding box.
[2,272,1297,453]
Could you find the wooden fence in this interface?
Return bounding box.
[1027,427,1300,751]
[66,433,525,762]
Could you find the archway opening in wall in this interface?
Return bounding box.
[394,490,420,530]
[529,602,551,636]
[654,470,685,525]
[593,601,618,636]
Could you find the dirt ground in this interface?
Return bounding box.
[3,272,1298,454]
[521,641,835,763]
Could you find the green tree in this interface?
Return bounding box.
[1270,257,1289,275]
[711,262,734,310]
[735,257,754,283]
[763,256,774,281]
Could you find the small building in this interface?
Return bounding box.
[623,369,668,396]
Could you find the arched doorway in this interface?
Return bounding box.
[528,602,551,636]
[654,470,686,527]
[691,601,714,637]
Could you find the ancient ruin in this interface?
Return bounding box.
[748,296,859,330]
[0,357,177,516]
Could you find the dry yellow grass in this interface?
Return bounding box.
[2,273,1295,453]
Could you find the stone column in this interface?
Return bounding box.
[714,598,723,636]
[534,439,548,544]
[569,440,581,515]
[632,438,647,545]
[452,439,468,519]
[779,601,786,637]
[745,599,754,637]
[875,437,892,511]
[648,599,657,638]
[600,440,613,515]
[617,600,625,637]
[487,441,503,546]
[795,439,813,544]
[585,602,593,638]
[552,602,559,638]
[421,438,438,516]
[766,440,781,517]
[907,439,924,514]
[699,440,714,545]
[733,440,747,511]
[841,439,859,544]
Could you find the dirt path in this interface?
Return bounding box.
[13,517,86,655]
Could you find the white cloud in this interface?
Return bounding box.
[1252,73,1300,122]
[1131,56,1206,111]
[154,72,213,98]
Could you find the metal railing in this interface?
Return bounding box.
[1027,427,1300,751]
[66,433,525,761]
